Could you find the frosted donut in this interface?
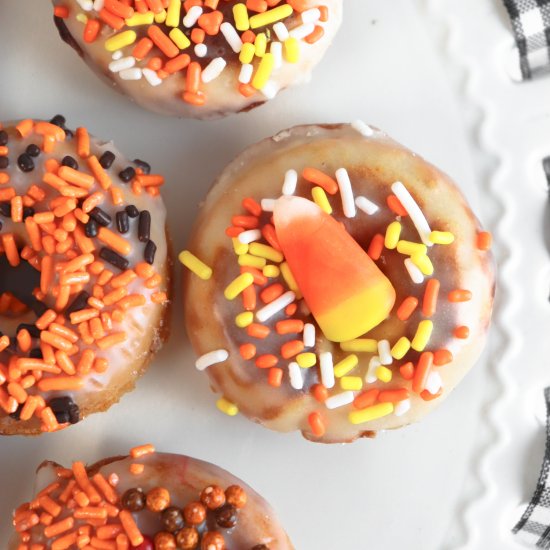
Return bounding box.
[182,122,495,443]
[0,117,170,435]
[8,443,293,549]
[51,0,343,119]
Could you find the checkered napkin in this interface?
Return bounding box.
[513,388,550,547]
[502,0,550,79]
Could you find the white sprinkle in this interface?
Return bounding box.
[238,63,253,84]
[355,196,379,215]
[325,391,354,410]
[196,349,229,371]
[391,181,433,246]
[256,291,295,322]
[290,22,315,40]
[335,168,356,218]
[404,258,424,284]
[303,323,315,347]
[425,372,443,395]
[261,198,276,212]
[194,43,207,58]
[143,68,162,87]
[238,229,262,244]
[273,22,289,41]
[366,356,381,384]
[109,56,135,73]
[282,169,298,195]
[261,81,279,99]
[201,57,226,82]
[351,119,374,137]
[319,352,335,388]
[377,340,392,365]
[301,8,321,24]
[119,68,142,80]
[221,22,243,53]
[93,0,104,11]
[183,5,202,27]
[394,399,411,417]
[77,0,93,10]
[112,50,123,61]
[288,362,303,390]
[270,41,283,69]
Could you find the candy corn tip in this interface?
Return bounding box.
[274,195,322,228]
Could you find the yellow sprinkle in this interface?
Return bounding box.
[125,12,155,26]
[311,186,332,214]
[179,250,212,280]
[239,42,256,64]
[429,230,455,245]
[340,376,363,391]
[249,242,283,263]
[280,262,301,298]
[283,37,300,63]
[333,354,359,378]
[76,13,88,24]
[154,9,167,23]
[384,221,401,250]
[411,253,434,276]
[238,254,267,269]
[233,3,250,31]
[340,339,378,353]
[391,337,411,360]
[254,33,267,57]
[411,320,433,351]
[169,28,190,50]
[232,238,248,256]
[263,265,280,278]
[165,0,181,27]
[235,311,254,328]
[216,397,239,416]
[104,30,137,52]
[252,53,274,90]
[348,403,394,425]
[376,366,393,383]
[396,240,427,256]
[224,273,255,300]
[296,352,316,368]
[249,4,293,29]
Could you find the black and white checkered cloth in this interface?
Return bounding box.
[513,388,550,547]
[502,0,550,79]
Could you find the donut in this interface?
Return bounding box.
[51,0,343,119]
[0,117,170,435]
[8,443,293,549]
[182,122,496,443]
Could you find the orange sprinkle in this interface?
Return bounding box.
[3,233,20,266]
[242,197,262,216]
[151,291,167,303]
[225,226,244,237]
[242,285,256,311]
[239,343,256,360]
[367,233,384,260]
[268,367,283,387]
[16,119,34,138]
[0,172,9,185]
[238,83,256,97]
[76,127,90,158]
[40,330,73,352]
[311,383,328,403]
[11,195,23,222]
[396,296,418,321]
[399,361,415,380]
[378,388,409,403]
[422,279,440,317]
[240,266,267,286]
[280,339,304,359]
[87,155,113,190]
[246,323,270,339]
[260,283,284,304]
[285,303,297,316]
[73,225,95,254]
[302,167,338,195]
[72,461,101,504]
[191,27,206,43]
[94,357,109,373]
[133,37,154,60]
[232,215,259,229]
[135,262,154,279]
[16,329,32,353]
[96,332,127,349]
[454,325,470,339]
[308,411,326,437]
[241,29,256,43]
[412,352,433,393]
[434,349,453,366]
[70,308,99,324]
[185,65,202,95]
[40,407,60,432]
[148,25,179,58]
[38,376,83,393]
[118,510,144,547]
[44,516,74,538]
[54,5,70,18]
[247,0,268,10]
[477,231,492,251]
[105,0,134,19]
[58,166,94,189]
[98,7,125,29]
[353,388,380,410]
[305,25,324,44]
[91,473,118,505]
[386,195,408,216]
[448,289,472,302]
[97,227,131,256]
[255,354,278,369]
[84,18,101,43]
[0,186,15,201]
[164,53,191,73]
[77,349,95,375]
[36,309,57,330]
[130,443,155,458]
[73,507,107,520]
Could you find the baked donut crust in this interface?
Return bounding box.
[9,447,293,549]
[183,123,496,443]
[51,0,343,119]
[0,118,171,435]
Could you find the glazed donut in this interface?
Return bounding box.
[182,122,495,443]
[51,0,343,119]
[9,444,292,549]
[0,117,170,435]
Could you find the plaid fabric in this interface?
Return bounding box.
[502,0,550,79]
[513,388,550,547]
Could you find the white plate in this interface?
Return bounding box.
[1,1,547,549]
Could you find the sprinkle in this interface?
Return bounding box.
[404,258,424,284]
[196,349,229,371]
[194,43,208,57]
[448,289,472,302]
[273,21,289,41]
[239,42,256,63]
[130,443,155,458]
[282,169,298,195]
[249,4,293,29]
[143,67,162,86]
[283,37,300,63]
[235,312,254,328]
[256,290,295,321]
[425,371,443,395]
[301,7,321,23]
[216,397,239,416]
[333,354,359,378]
[391,181,432,246]
[340,376,363,391]
[263,264,280,278]
[271,40,283,68]
[411,320,433,351]
[303,323,315,347]
[125,12,155,25]
[233,2,249,30]
[109,56,136,73]
[238,254,266,268]
[120,67,142,80]
[355,195,379,215]
[179,250,212,280]
[477,231,492,251]
[365,356,381,383]
[422,279,440,317]
[335,168,356,217]
[252,53,274,89]
[239,343,256,359]
[412,352,433,393]
[239,63,254,84]
[377,340,392,365]
[260,198,276,211]
[434,349,453,366]
[340,339,377,353]
[325,391,354,410]
[249,242,283,262]
[183,5,203,27]
[290,22,315,39]
[288,362,303,389]
[394,399,411,417]
[119,510,144,547]
[255,354,278,369]
[429,230,455,245]
[296,352,316,368]
[201,57,226,82]
[454,325,469,339]
[376,366,392,383]
[349,403,394,425]
[319,351,335,388]
[384,221,401,249]
[351,119,374,136]
[308,411,325,437]
[220,22,243,53]
[396,240,427,256]
[391,337,411,360]
[105,30,137,52]
[238,229,262,244]
[311,186,332,214]
[224,273,255,300]
[254,32,267,56]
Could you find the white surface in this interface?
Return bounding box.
[0,1,548,549]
